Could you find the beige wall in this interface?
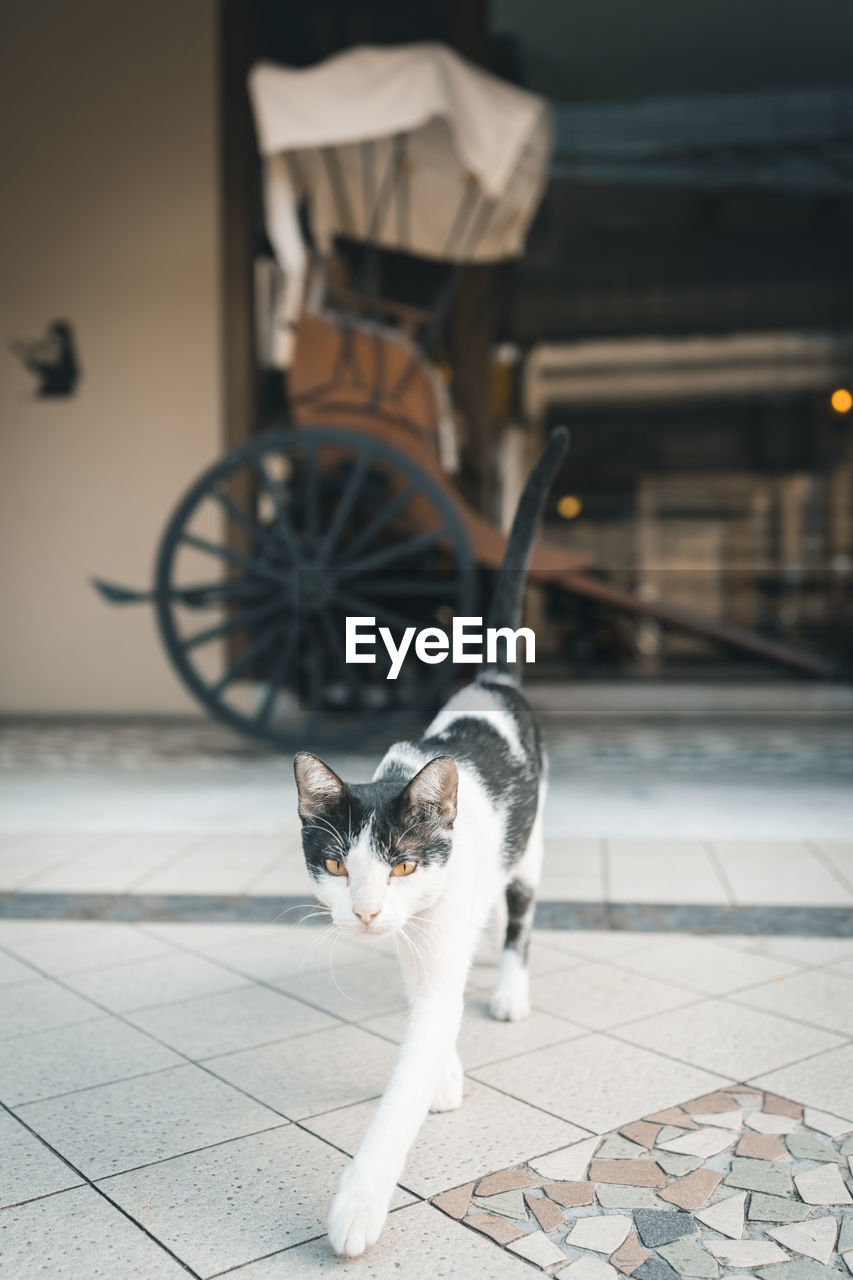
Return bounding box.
[0,0,221,713]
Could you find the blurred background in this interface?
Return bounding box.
[2,0,853,728]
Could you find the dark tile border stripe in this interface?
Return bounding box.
[1,893,852,935]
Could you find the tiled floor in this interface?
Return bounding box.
[1,717,852,1276]
[1,919,853,1276]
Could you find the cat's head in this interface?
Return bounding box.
[292,752,458,935]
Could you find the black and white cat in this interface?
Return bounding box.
[293,427,568,1257]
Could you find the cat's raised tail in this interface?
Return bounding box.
[482,425,570,676]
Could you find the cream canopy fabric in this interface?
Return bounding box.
[249,42,552,266]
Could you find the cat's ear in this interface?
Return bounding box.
[293,752,346,821]
[402,755,458,826]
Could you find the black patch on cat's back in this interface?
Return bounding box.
[419,681,544,869]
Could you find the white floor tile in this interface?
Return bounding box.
[752,1043,853,1121]
[21,833,204,893]
[0,1015,182,1105]
[1,922,176,976]
[615,936,801,995]
[0,1185,189,1278]
[363,998,584,1070]
[272,955,408,1021]
[304,1078,588,1197]
[0,978,101,1040]
[619,997,846,1079]
[0,832,99,890]
[100,1125,409,1277]
[470,1033,728,1133]
[236,1200,537,1278]
[133,833,297,895]
[63,950,249,1013]
[735,967,853,1036]
[127,984,338,1059]
[530,961,696,1030]
[607,839,730,904]
[18,1062,285,1178]
[713,842,853,906]
[206,1023,399,1119]
[0,1111,83,1209]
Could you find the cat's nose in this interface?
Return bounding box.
[355,909,380,926]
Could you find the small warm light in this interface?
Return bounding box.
[557,494,583,520]
[831,388,853,414]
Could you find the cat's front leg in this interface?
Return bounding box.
[327,987,464,1257]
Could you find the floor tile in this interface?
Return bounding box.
[0,1110,83,1208]
[607,840,729,904]
[0,950,40,987]
[712,842,853,906]
[0,978,100,1040]
[177,923,370,985]
[468,940,583,991]
[735,969,853,1037]
[18,1062,285,1177]
[0,1016,182,1105]
[206,1024,399,1119]
[127,984,337,1059]
[0,1184,189,1277]
[63,950,249,1013]
[100,1125,406,1278]
[618,998,845,1079]
[616,936,801,995]
[471,1034,728,1134]
[534,931,661,961]
[20,832,203,893]
[0,832,98,890]
[0,922,176,976]
[719,935,853,967]
[303,1078,588,1197]
[235,1200,535,1278]
[754,1047,853,1121]
[140,921,291,952]
[272,955,408,1021]
[132,832,298,895]
[530,961,696,1030]
[363,998,584,1070]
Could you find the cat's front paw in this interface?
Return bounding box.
[327,1164,389,1258]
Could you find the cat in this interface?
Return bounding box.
[292,426,569,1257]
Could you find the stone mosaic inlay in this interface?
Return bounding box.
[431,1086,853,1277]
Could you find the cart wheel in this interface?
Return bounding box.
[155,426,476,751]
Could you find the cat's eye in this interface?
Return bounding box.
[324,858,347,877]
[391,860,418,877]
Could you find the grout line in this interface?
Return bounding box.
[600,837,610,905]
[808,840,853,898]
[704,839,736,906]
[0,1101,204,1278]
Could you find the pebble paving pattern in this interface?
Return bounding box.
[432,1086,853,1277]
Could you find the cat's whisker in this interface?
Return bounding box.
[300,923,337,977]
[303,820,345,851]
[327,930,355,1003]
[269,901,327,925]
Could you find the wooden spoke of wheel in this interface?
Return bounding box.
[252,454,303,564]
[210,616,288,696]
[316,446,375,560]
[338,482,415,564]
[179,531,289,587]
[210,485,278,557]
[181,596,284,650]
[255,626,300,727]
[340,528,446,578]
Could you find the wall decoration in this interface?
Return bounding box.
[10,319,80,397]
